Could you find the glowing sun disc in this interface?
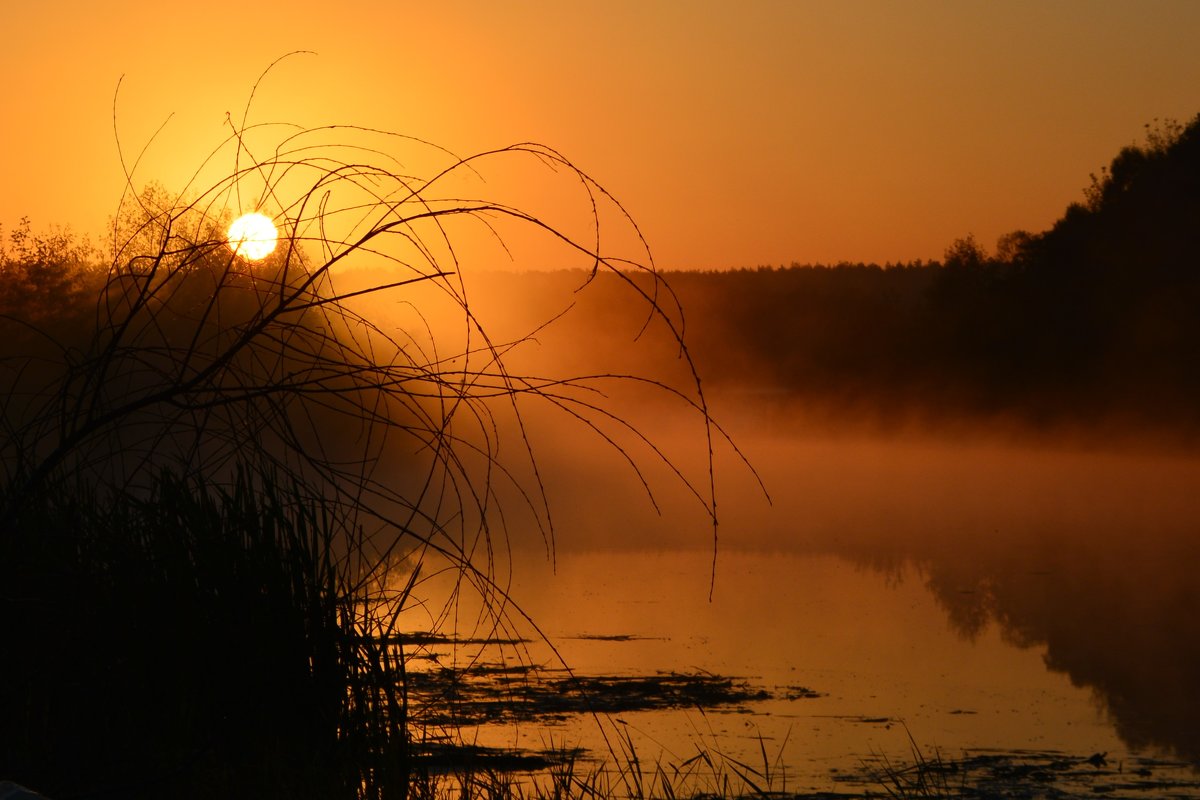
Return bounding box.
[227,213,278,261]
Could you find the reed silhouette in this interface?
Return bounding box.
[0,60,732,800]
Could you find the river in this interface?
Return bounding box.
[390,421,1200,796]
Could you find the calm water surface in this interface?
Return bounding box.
[398,429,1200,795]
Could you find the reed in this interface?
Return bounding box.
[0,58,741,799]
[864,725,963,799]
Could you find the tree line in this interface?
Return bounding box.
[6,113,1199,435]
[483,114,1200,434]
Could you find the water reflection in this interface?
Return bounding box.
[515,419,1200,769]
[911,529,1200,761]
[748,432,1200,766]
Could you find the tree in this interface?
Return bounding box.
[994,230,1034,263]
[942,233,988,270]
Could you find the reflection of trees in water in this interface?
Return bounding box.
[901,531,1200,761]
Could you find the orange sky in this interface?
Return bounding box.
[2,1,1199,270]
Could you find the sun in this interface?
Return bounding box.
[227,213,278,261]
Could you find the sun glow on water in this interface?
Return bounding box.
[227,213,278,261]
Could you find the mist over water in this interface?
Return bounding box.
[508,405,1200,777]
[340,264,1200,778]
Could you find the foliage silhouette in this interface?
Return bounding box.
[519,113,1200,436]
[0,63,732,799]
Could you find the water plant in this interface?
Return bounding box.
[0,58,738,799]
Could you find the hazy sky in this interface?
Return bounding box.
[3,1,1199,269]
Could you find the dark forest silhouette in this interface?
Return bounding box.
[472,114,1200,437]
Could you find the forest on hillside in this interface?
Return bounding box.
[4,115,1198,437]
[471,115,1200,435]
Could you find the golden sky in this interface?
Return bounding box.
[3,0,1199,269]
